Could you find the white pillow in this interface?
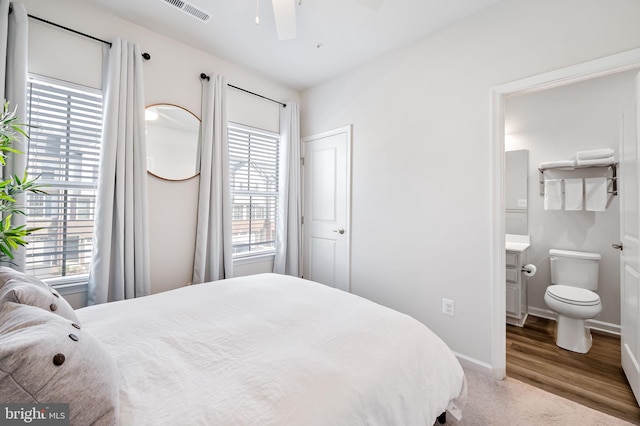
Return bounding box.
[0,266,80,324]
[0,302,119,425]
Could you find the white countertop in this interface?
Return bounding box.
[506,234,530,252]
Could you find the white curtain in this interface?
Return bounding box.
[273,102,301,276]
[192,75,233,283]
[0,1,28,270]
[88,39,150,304]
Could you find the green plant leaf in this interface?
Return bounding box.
[0,100,41,263]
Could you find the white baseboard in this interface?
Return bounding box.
[526,306,557,321]
[526,307,621,336]
[452,351,502,379]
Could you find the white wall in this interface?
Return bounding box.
[22,0,299,302]
[301,0,640,366]
[506,70,636,327]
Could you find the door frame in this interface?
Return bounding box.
[490,48,640,379]
[301,125,353,290]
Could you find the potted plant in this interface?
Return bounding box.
[0,100,44,262]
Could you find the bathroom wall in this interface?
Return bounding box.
[505,69,637,327]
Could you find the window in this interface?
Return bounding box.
[228,123,279,256]
[25,75,102,280]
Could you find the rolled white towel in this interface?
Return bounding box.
[539,160,575,169]
[576,148,614,161]
[576,156,615,167]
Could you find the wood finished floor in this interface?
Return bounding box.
[506,316,640,425]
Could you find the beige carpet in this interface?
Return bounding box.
[445,368,635,426]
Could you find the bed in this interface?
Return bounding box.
[0,270,466,425]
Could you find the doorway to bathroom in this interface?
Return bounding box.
[505,70,633,333]
[490,48,640,410]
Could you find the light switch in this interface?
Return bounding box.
[442,298,454,316]
[517,199,527,208]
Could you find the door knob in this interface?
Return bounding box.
[333,228,345,235]
[612,243,623,251]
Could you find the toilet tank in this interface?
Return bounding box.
[549,249,601,291]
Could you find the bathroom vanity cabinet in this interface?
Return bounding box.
[506,244,529,327]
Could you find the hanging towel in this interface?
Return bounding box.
[576,156,616,167]
[540,160,575,169]
[544,179,562,210]
[576,148,615,161]
[585,177,608,211]
[564,178,583,211]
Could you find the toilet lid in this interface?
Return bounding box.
[546,285,600,306]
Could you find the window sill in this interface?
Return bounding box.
[44,275,89,296]
[233,252,275,266]
[38,255,276,293]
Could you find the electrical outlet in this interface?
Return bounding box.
[442,298,455,316]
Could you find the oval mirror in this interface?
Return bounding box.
[145,104,200,181]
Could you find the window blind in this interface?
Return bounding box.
[228,123,279,256]
[25,75,102,280]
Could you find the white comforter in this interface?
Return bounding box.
[77,273,466,425]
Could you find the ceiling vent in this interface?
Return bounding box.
[162,0,211,22]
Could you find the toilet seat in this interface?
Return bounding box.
[545,285,600,306]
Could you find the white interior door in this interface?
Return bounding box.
[619,71,640,404]
[302,126,351,291]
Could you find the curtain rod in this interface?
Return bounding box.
[24,13,151,60]
[200,73,286,108]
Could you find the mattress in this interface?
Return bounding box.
[77,273,466,425]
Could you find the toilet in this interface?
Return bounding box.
[543,249,602,354]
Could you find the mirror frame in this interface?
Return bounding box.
[145,103,201,182]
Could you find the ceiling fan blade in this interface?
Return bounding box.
[272,0,297,40]
[352,0,384,11]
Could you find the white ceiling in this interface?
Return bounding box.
[83,0,502,91]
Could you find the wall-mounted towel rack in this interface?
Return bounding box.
[538,163,618,197]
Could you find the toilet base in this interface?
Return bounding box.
[555,315,593,353]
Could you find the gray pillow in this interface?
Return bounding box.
[0,302,119,425]
[0,266,80,324]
